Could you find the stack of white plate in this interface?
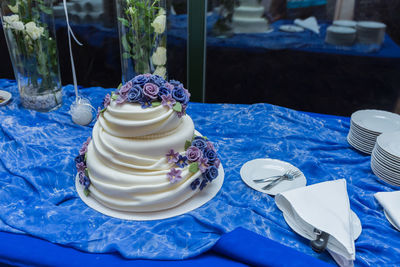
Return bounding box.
[347,110,400,154]
[371,131,400,186]
[325,26,356,46]
[356,21,386,45]
[333,20,357,28]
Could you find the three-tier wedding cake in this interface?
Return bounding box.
[232,0,271,34]
[75,74,222,216]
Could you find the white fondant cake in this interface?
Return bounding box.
[76,75,221,214]
[232,0,271,34]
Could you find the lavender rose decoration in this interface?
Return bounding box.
[127,85,143,103]
[186,146,202,162]
[158,86,171,99]
[143,83,159,99]
[150,75,165,87]
[203,165,219,181]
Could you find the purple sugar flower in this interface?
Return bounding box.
[191,178,200,190]
[161,94,176,108]
[103,94,111,108]
[158,86,171,99]
[144,73,152,77]
[199,179,208,191]
[150,75,165,87]
[164,82,174,91]
[75,155,85,165]
[172,87,188,104]
[198,157,209,173]
[183,88,191,100]
[96,107,101,119]
[127,85,143,103]
[186,146,202,162]
[133,75,150,85]
[79,172,85,185]
[175,155,188,168]
[203,148,217,165]
[214,157,221,168]
[116,94,128,104]
[203,165,219,181]
[140,98,152,109]
[177,104,187,118]
[143,83,159,99]
[167,168,182,183]
[206,141,215,150]
[119,81,133,95]
[169,80,183,88]
[79,137,91,155]
[166,149,179,164]
[76,162,86,173]
[192,137,207,151]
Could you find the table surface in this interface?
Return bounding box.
[0,79,400,266]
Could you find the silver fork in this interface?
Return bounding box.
[261,170,302,190]
[253,169,301,183]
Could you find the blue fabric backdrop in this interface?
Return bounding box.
[0,79,400,265]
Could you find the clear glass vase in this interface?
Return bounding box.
[116,0,167,83]
[0,0,62,112]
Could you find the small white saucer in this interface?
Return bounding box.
[240,158,307,196]
[384,210,400,231]
[0,90,11,106]
[279,25,304,33]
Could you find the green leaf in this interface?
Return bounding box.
[189,162,199,173]
[100,108,106,113]
[122,52,131,59]
[84,153,87,162]
[152,101,161,107]
[184,140,192,150]
[84,188,90,197]
[39,4,52,15]
[118,17,130,27]
[121,35,131,52]
[173,102,182,112]
[111,94,118,100]
[85,168,89,177]
[117,83,122,90]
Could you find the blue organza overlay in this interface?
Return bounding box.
[0,79,399,265]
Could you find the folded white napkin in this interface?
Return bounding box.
[375,191,400,231]
[294,16,320,34]
[276,179,356,267]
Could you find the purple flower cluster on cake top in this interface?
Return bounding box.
[75,137,92,196]
[165,135,220,191]
[97,74,191,118]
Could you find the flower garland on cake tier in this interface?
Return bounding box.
[166,135,220,191]
[75,137,91,196]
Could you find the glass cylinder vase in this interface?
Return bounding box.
[0,0,62,112]
[116,0,167,83]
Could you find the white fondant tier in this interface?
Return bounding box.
[234,6,264,18]
[232,17,270,33]
[85,102,204,212]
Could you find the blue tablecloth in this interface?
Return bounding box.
[0,79,400,266]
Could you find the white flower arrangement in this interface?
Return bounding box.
[25,21,44,41]
[151,14,166,34]
[151,46,167,66]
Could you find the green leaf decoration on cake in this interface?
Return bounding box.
[85,168,89,177]
[184,140,192,150]
[173,102,182,112]
[84,153,88,162]
[117,83,122,90]
[189,162,199,173]
[100,108,106,113]
[152,101,161,107]
[111,92,118,100]
[84,188,90,197]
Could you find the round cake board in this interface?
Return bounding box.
[75,164,225,221]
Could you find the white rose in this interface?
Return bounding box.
[151,14,166,34]
[151,46,167,66]
[153,66,166,78]
[9,21,24,31]
[158,8,166,16]
[8,2,19,13]
[25,21,44,40]
[3,14,20,24]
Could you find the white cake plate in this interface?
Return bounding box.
[76,164,225,221]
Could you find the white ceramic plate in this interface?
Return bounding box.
[357,21,386,29]
[279,25,304,33]
[0,90,11,106]
[371,163,400,186]
[351,110,400,134]
[384,210,400,231]
[240,158,306,196]
[76,164,225,221]
[373,149,400,172]
[333,20,357,28]
[327,25,356,34]
[283,210,362,241]
[376,131,400,159]
[347,134,374,154]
